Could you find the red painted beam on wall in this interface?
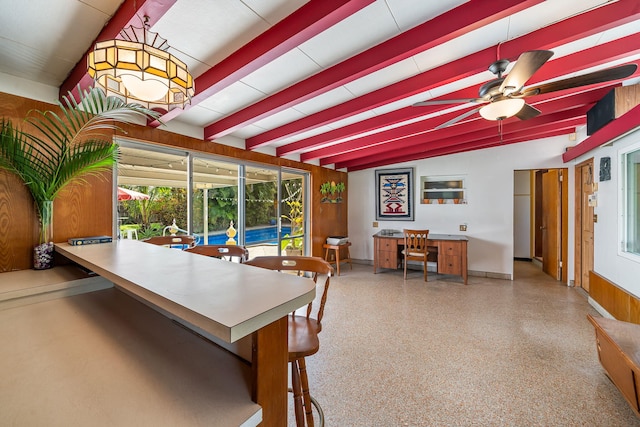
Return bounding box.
[59,0,177,101]
[264,0,640,153]
[151,0,375,126]
[335,107,589,169]
[346,128,576,172]
[315,86,613,165]
[204,0,542,141]
[563,103,640,162]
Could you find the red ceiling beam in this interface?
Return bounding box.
[59,0,176,101]
[347,128,574,171]
[334,106,590,169]
[294,32,640,160]
[151,0,375,126]
[315,85,615,165]
[563,103,640,162]
[308,84,611,164]
[204,0,543,141]
[269,0,640,155]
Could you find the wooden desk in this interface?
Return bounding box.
[373,231,468,284]
[53,240,316,426]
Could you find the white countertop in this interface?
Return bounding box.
[56,240,316,342]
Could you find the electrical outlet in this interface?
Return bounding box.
[459,224,467,231]
[373,221,379,227]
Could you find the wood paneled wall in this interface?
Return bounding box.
[0,92,348,272]
[590,270,640,324]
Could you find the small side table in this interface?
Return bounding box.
[323,242,352,276]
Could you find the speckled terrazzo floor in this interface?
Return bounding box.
[288,261,640,427]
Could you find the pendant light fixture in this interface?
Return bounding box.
[87,16,194,111]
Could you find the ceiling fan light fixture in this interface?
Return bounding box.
[479,98,525,121]
[87,16,194,112]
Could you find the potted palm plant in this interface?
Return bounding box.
[0,86,160,269]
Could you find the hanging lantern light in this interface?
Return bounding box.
[87,16,194,111]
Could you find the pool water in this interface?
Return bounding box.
[203,226,291,245]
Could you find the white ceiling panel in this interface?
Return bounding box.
[292,86,356,115]
[239,48,322,94]
[297,0,398,68]
[343,58,421,97]
[385,0,469,32]
[240,0,308,24]
[153,0,272,69]
[197,81,267,115]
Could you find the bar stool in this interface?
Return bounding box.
[245,256,333,427]
[322,242,352,276]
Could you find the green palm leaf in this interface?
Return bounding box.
[0,86,161,243]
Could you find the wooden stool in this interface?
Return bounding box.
[323,242,352,276]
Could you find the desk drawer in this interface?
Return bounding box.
[379,238,398,251]
[439,255,461,275]
[439,241,462,255]
[379,250,397,269]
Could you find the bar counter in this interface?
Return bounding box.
[0,240,316,426]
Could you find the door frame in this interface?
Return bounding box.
[530,168,568,283]
[574,158,595,291]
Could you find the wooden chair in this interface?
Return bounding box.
[185,244,249,263]
[245,256,333,427]
[402,229,429,281]
[142,235,196,250]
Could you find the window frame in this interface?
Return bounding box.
[619,142,640,261]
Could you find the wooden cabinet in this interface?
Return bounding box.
[373,232,468,284]
[587,314,640,417]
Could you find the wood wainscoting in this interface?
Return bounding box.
[590,270,640,324]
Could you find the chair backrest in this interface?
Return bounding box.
[142,235,196,250]
[245,256,334,325]
[185,245,249,263]
[403,229,429,253]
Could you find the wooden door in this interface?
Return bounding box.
[575,160,595,291]
[542,169,561,280]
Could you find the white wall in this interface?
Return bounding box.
[513,170,531,259]
[348,134,574,279]
[570,127,640,298]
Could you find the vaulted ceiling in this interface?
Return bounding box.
[2,0,640,171]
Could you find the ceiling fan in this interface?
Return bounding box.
[413,50,637,129]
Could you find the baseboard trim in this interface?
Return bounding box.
[351,259,512,280]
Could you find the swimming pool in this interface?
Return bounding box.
[202,226,291,245]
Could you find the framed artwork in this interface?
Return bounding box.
[375,167,414,221]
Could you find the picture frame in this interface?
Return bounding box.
[375,167,414,221]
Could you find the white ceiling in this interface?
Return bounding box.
[1,0,639,170]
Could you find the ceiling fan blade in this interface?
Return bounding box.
[413,98,482,106]
[520,63,638,97]
[499,50,553,94]
[435,106,482,129]
[515,103,541,120]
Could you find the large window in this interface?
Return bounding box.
[115,140,308,256]
[622,145,640,256]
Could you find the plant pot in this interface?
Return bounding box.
[284,248,302,257]
[34,200,54,270]
[34,242,54,270]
